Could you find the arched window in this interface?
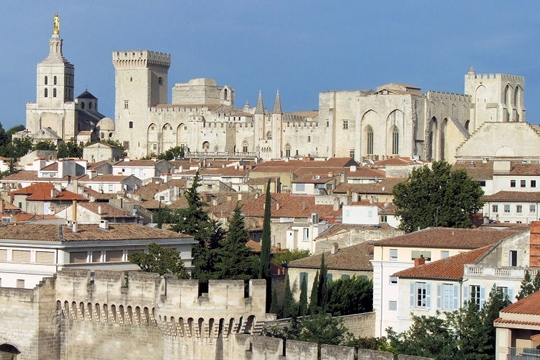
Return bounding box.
[44,76,48,85]
[366,126,374,155]
[44,88,48,98]
[224,88,228,100]
[89,102,93,110]
[391,126,399,154]
[464,120,470,132]
[266,131,272,140]
[242,140,248,153]
[81,102,85,109]
[53,88,57,98]
[285,143,291,158]
[53,76,57,85]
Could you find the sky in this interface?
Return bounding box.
[1,1,540,130]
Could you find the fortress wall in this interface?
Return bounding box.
[339,312,376,338]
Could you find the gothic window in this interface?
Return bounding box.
[202,141,210,151]
[44,76,48,85]
[158,77,163,85]
[266,131,272,140]
[392,126,399,154]
[53,88,57,98]
[129,121,133,129]
[44,88,48,98]
[464,120,470,132]
[285,143,291,157]
[242,141,248,153]
[366,126,374,155]
[224,88,228,100]
[54,76,57,85]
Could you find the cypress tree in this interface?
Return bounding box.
[317,253,328,311]
[299,274,308,316]
[270,286,280,316]
[282,274,296,318]
[259,180,272,279]
[517,270,535,300]
[309,270,319,314]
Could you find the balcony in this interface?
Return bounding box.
[464,265,540,279]
[508,347,540,359]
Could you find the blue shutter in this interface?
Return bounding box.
[437,284,442,310]
[508,288,515,303]
[480,286,486,309]
[463,285,469,305]
[426,283,432,309]
[410,282,415,308]
[453,284,459,310]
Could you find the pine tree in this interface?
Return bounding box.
[533,271,540,292]
[309,270,319,314]
[299,275,308,316]
[214,203,259,280]
[170,171,223,282]
[517,270,535,300]
[259,180,272,279]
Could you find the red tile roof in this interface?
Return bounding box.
[12,183,87,201]
[288,242,373,271]
[392,245,492,280]
[334,178,406,195]
[0,223,192,242]
[373,227,525,249]
[499,290,540,316]
[483,191,540,202]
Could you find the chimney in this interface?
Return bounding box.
[414,255,426,267]
[0,199,4,214]
[340,171,347,183]
[51,188,58,199]
[72,221,78,233]
[331,243,339,255]
[98,205,102,215]
[99,220,109,230]
[276,203,280,210]
[351,192,359,202]
[238,193,242,201]
[333,197,340,211]
[72,200,77,222]
[530,222,540,266]
[89,170,96,179]
[227,195,232,202]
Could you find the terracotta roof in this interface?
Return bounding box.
[483,191,540,202]
[40,163,58,171]
[452,161,494,180]
[509,163,540,176]
[133,179,186,201]
[373,157,420,166]
[241,193,342,222]
[493,318,540,326]
[334,178,406,194]
[113,159,170,167]
[393,245,492,280]
[373,227,525,249]
[12,183,87,201]
[77,174,133,182]
[253,158,357,169]
[1,171,40,181]
[199,167,248,177]
[288,242,373,271]
[314,223,396,240]
[499,290,540,316]
[0,223,192,242]
[77,202,137,218]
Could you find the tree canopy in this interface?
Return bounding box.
[128,242,189,279]
[392,161,484,233]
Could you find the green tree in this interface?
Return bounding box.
[170,171,223,282]
[6,125,25,140]
[57,139,83,158]
[33,141,56,150]
[1,136,33,158]
[271,249,311,267]
[298,275,308,316]
[157,145,185,160]
[269,286,280,316]
[387,313,457,359]
[316,254,328,311]
[128,242,189,279]
[282,274,297,318]
[309,270,319,314]
[517,270,535,300]
[99,139,127,157]
[326,276,373,316]
[392,161,484,233]
[214,203,259,280]
[259,179,272,279]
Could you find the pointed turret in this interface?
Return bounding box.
[273,90,282,115]
[255,91,265,115]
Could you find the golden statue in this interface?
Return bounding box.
[53,14,60,35]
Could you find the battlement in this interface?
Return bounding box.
[425,91,471,103]
[113,50,171,67]
[466,72,524,83]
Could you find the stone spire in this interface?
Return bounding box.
[255,91,265,115]
[273,90,282,115]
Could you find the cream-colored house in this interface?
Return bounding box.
[371,227,528,337]
[0,222,195,289]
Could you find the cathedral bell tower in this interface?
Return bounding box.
[36,14,75,109]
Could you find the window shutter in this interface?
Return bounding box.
[453,284,459,310]
[437,284,442,310]
[410,282,415,308]
[426,283,432,309]
[463,285,469,305]
[480,286,486,309]
[508,288,515,302]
